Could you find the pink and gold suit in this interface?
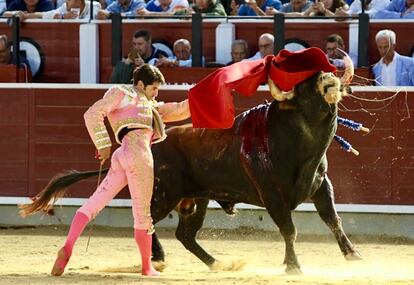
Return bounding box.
[80,85,190,232]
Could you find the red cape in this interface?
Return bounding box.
[188,47,336,129]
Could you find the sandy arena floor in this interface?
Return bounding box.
[0,226,413,285]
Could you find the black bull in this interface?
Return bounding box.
[21,72,361,273]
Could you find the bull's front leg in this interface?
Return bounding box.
[311,176,362,260]
[265,199,301,274]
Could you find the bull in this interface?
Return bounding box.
[20,51,361,274]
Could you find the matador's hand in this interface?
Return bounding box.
[96,147,111,164]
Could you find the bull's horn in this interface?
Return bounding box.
[268,77,295,101]
[337,48,354,85]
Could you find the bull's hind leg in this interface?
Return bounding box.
[265,202,301,274]
[312,176,362,260]
[175,198,217,268]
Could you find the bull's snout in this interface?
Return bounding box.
[318,72,342,104]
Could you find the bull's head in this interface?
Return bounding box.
[317,50,354,104]
[268,50,354,105]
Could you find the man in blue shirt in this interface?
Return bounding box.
[373,0,414,18]
[96,0,145,18]
[3,0,53,18]
[372,29,414,86]
[142,0,188,14]
[237,0,281,16]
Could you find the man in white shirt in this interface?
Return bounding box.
[245,33,274,61]
[42,0,101,19]
[153,38,205,67]
[372,29,414,86]
[136,0,188,15]
[0,0,7,15]
[335,0,390,17]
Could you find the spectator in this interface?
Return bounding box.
[372,0,414,19]
[3,0,53,19]
[266,0,311,15]
[42,0,101,19]
[96,0,145,19]
[0,35,12,65]
[372,29,414,86]
[136,0,188,16]
[154,38,205,67]
[0,0,6,14]
[96,0,108,8]
[132,30,169,63]
[227,39,249,65]
[335,0,390,18]
[110,30,168,83]
[190,0,227,16]
[303,0,348,16]
[236,0,281,16]
[325,34,347,69]
[52,0,65,8]
[246,33,274,60]
[0,34,31,69]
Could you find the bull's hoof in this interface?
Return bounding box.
[285,266,302,275]
[152,261,168,272]
[345,250,362,261]
[208,260,246,271]
[209,260,226,271]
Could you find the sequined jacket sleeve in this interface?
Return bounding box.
[157,99,191,123]
[84,86,125,150]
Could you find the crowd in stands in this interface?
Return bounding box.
[1,0,413,18]
[1,24,413,86]
[103,27,413,86]
[0,0,413,86]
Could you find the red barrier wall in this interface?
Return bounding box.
[0,85,413,205]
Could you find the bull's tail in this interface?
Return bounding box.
[19,168,109,217]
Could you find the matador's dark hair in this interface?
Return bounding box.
[133,64,165,86]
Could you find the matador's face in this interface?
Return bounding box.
[137,81,162,100]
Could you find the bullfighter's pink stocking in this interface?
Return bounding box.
[134,229,160,276]
[51,211,90,276]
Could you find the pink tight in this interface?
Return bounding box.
[53,130,159,276]
[79,129,154,230]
